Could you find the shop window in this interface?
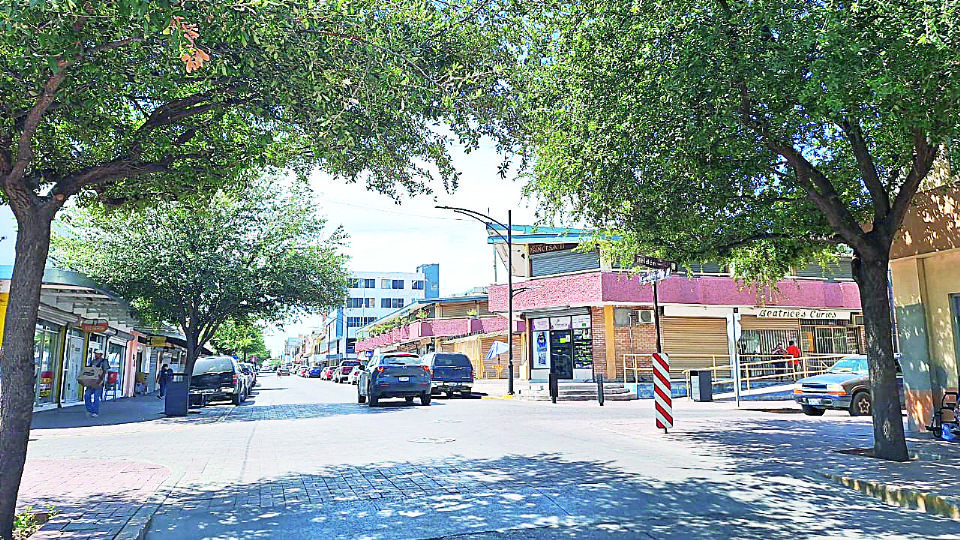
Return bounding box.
[34,321,61,406]
[739,329,800,358]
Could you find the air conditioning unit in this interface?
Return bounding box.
[637,309,656,324]
[851,314,864,326]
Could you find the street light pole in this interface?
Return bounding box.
[436,205,515,395]
[507,209,514,396]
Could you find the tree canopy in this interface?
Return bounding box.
[511,0,960,460]
[52,184,348,368]
[212,318,271,362]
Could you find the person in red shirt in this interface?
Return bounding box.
[786,340,802,372]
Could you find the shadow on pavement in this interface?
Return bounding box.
[30,393,437,430]
[146,452,960,540]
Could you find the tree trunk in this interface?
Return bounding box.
[852,254,909,462]
[0,212,54,540]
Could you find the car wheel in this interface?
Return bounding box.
[367,387,379,407]
[446,391,454,399]
[420,392,431,406]
[232,391,242,406]
[850,391,871,416]
[357,385,366,404]
[801,404,825,416]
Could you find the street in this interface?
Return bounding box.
[23,373,960,539]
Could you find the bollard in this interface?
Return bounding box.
[596,374,605,406]
[548,373,559,404]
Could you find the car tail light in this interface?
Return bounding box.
[376,366,384,373]
[232,373,238,385]
[422,365,432,375]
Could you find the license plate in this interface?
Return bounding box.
[808,398,821,405]
[398,377,409,382]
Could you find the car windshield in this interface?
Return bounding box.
[193,357,234,375]
[382,354,421,365]
[827,357,868,374]
[432,354,471,367]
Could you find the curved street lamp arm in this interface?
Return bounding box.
[435,205,509,241]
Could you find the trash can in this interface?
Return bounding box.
[690,370,712,402]
[164,373,189,416]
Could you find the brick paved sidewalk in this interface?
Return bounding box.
[18,459,169,539]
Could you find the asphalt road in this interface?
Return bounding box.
[25,372,960,539]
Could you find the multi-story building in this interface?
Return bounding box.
[319,263,439,363]
[282,337,302,363]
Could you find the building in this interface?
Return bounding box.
[890,183,960,431]
[483,225,865,384]
[282,336,303,363]
[355,294,523,378]
[0,266,188,410]
[318,263,439,363]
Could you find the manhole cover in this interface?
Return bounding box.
[409,437,456,444]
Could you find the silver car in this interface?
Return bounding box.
[347,365,364,385]
[357,352,431,406]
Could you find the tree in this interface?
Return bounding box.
[212,319,270,362]
[0,2,510,535]
[514,0,960,460]
[53,185,348,391]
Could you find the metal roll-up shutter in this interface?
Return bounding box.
[740,315,800,331]
[661,317,729,376]
[531,249,601,277]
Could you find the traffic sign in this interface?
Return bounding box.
[637,268,671,284]
[634,255,678,271]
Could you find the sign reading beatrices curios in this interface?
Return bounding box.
[753,308,851,320]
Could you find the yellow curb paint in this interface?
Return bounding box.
[481,395,514,400]
[823,472,960,521]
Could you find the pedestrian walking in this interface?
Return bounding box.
[83,351,110,417]
[770,343,788,379]
[157,363,173,399]
[786,340,802,374]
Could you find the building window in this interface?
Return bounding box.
[380,298,404,309]
[348,278,361,289]
[363,278,375,288]
[364,298,375,308]
[347,317,377,328]
[347,297,365,308]
[412,280,425,290]
[380,279,405,289]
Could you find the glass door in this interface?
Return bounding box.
[549,330,574,379]
[61,334,85,404]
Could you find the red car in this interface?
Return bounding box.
[333,360,361,383]
[321,366,336,380]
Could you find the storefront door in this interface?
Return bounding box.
[61,334,85,404]
[549,330,574,379]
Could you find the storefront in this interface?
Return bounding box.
[529,310,594,382]
[736,308,864,357]
[34,320,63,408]
[60,328,87,405]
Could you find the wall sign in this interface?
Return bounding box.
[532,318,550,331]
[550,317,571,330]
[752,308,851,320]
[571,315,591,329]
[81,322,109,333]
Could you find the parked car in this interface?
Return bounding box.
[308,366,324,378]
[423,352,474,398]
[241,362,258,387]
[238,363,257,389]
[276,365,290,376]
[793,354,904,416]
[190,355,247,406]
[357,352,431,406]
[298,366,310,377]
[333,360,361,383]
[347,365,364,385]
[322,366,337,380]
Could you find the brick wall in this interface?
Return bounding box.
[591,306,657,381]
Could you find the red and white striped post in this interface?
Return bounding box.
[652,352,673,433]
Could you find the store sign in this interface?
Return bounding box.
[532,318,550,331]
[550,317,571,330]
[571,315,591,329]
[80,322,109,333]
[149,336,167,347]
[754,308,851,320]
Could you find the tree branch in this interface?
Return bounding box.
[716,232,843,255]
[883,129,938,238]
[840,118,889,223]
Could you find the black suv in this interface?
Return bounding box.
[190,355,247,406]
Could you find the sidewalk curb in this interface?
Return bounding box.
[481,395,514,400]
[115,503,159,540]
[821,472,960,521]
